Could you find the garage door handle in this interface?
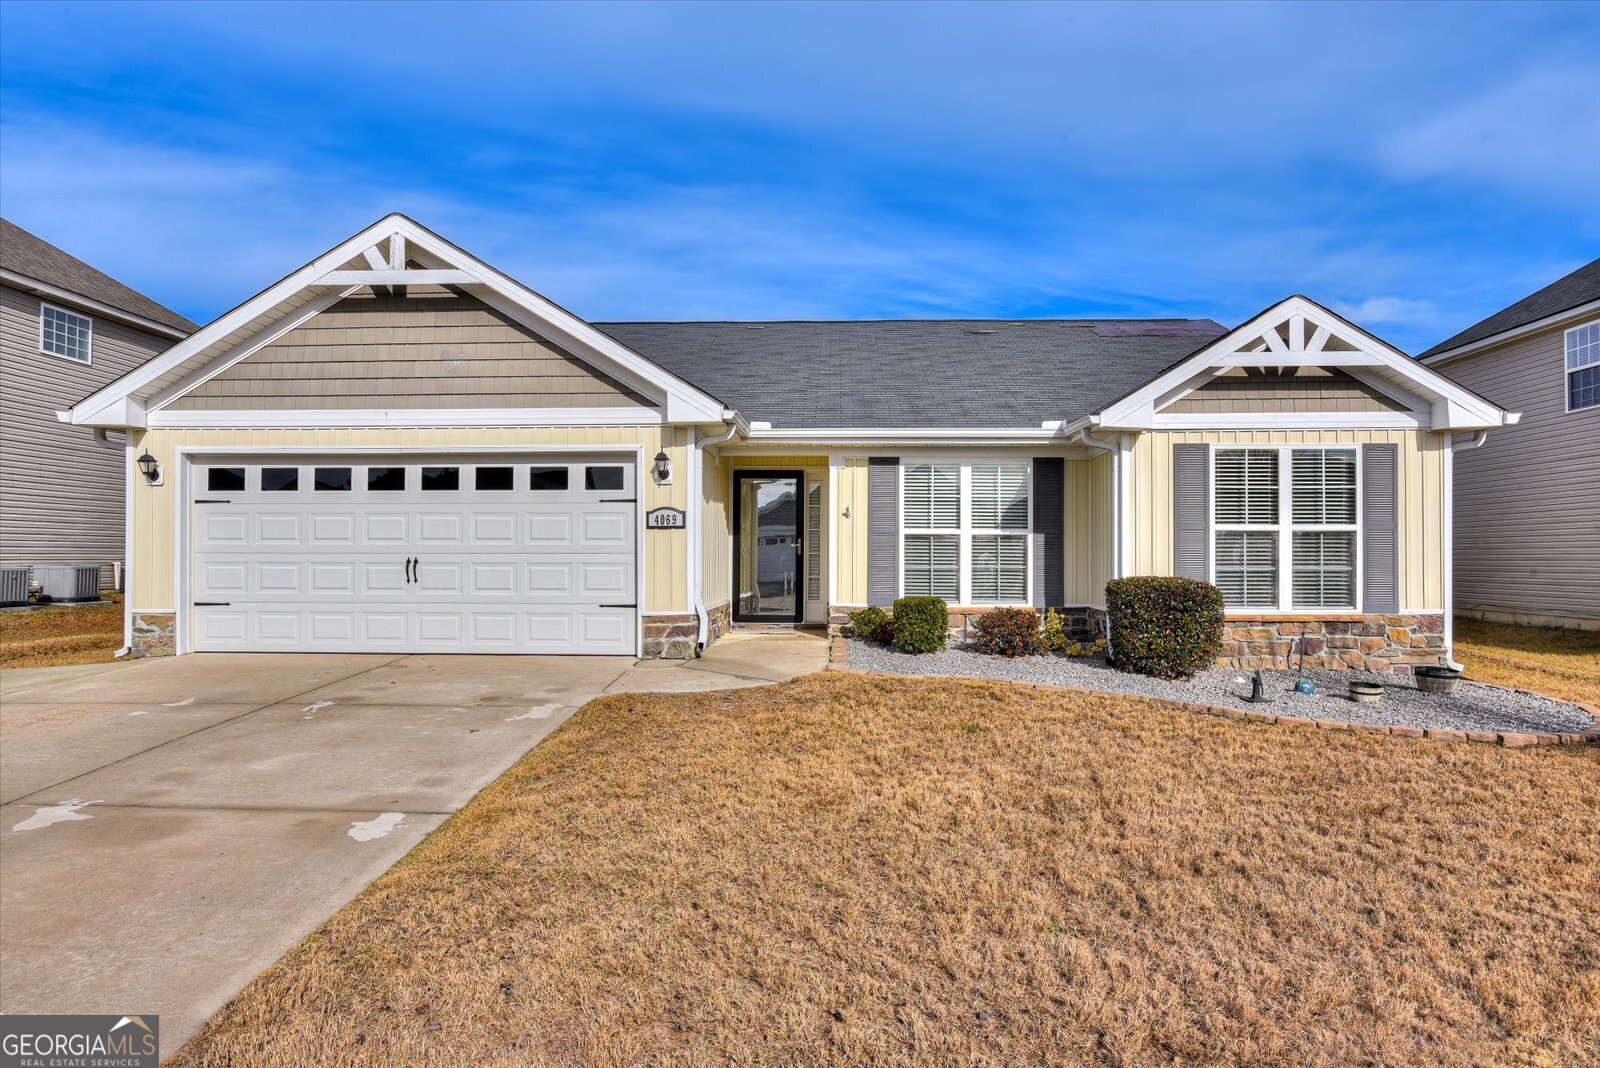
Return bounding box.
[195,499,232,504]
[194,601,231,607]
[599,603,636,609]
[600,498,635,503]
[406,557,416,583]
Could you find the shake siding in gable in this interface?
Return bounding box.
[1162,368,1409,414]
[167,290,655,411]
[1433,323,1600,624]
[0,284,175,585]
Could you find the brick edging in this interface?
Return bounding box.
[826,638,1598,747]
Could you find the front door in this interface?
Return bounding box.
[733,470,803,622]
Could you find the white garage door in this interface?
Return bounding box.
[189,455,637,654]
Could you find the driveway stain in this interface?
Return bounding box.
[348,812,406,841]
[12,799,102,832]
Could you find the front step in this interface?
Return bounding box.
[730,622,828,636]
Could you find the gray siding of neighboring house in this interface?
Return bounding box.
[0,284,175,588]
[168,289,655,410]
[1436,318,1600,626]
[1163,367,1409,414]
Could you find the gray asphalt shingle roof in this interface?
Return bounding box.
[596,318,1226,429]
[1419,257,1600,359]
[0,217,197,335]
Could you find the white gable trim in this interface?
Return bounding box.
[1091,295,1515,432]
[66,214,729,429]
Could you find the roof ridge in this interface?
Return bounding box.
[593,316,1221,325]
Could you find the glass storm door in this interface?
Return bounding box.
[734,471,803,622]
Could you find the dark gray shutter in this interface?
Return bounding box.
[1362,443,1399,613]
[1173,443,1209,581]
[1032,458,1065,608]
[867,457,899,606]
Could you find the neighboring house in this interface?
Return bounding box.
[63,215,1514,668]
[1419,259,1600,630]
[1,218,195,591]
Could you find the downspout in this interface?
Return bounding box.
[694,411,747,651]
[1442,429,1491,670]
[1077,422,1123,653]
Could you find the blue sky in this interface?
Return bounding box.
[1,1,1596,353]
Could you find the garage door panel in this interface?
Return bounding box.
[191,456,638,655]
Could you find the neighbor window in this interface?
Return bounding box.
[40,303,92,363]
[1212,446,1358,611]
[901,460,1029,604]
[1567,321,1600,412]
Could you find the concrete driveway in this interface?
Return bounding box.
[0,634,825,1056]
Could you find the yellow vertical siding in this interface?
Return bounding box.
[1064,452,1114,606]
[1125,429,1446,611]
[833,458,871,605]
[129,425,690,614]
[700,448,730,607]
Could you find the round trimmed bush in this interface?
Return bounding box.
[891,596,948,654]
[1105,577,1224,678]
[972,607,1044,657]
[848,605,892,644]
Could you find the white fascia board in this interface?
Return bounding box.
[0,269,191,341]
[73,395,148,429]
[743,426,1067,447]
[1093,294,1515,431]
[1420,298,1600,366]
[70,213,729,429]
[1151,412,1427,430]
[387,218,728,424]
[147,406,666,430]
[69,218,419,425]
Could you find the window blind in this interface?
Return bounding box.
[903,535,959,599]
[1214,449,1278,524]
[904,463,961,529]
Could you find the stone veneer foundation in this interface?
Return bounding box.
[1220,613,1446,673]
[131,612,176,657]
[642,613,698,660]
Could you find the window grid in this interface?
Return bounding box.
[41,303,92,363]
[1568,322,1600,412]
[901,460,1030,605]
[1212,446,1360,612]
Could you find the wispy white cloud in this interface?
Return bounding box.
[1331,296,1438,327]
[1382,64,1600,202]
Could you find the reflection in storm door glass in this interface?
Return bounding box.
[738,476,798,619]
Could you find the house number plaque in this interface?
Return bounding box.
[646,507,686,529]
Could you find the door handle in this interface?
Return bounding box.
[406,557,416,584]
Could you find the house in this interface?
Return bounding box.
[1,218,196,592]
[62,214,1515,667]
[1417,259,1599,630]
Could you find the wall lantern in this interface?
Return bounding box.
[136,450,161,485]
[652,451,673,485]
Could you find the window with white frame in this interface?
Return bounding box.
[40,303,92,363]
[902,460,1029,604]
[1567,321,1600,412]
[1212,446,1358,611]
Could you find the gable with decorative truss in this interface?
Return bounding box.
[1091,295,1514,432]
[65,215,729,429]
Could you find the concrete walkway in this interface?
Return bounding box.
[0,635,826,1057]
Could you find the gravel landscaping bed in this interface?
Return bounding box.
[846,639,1595,735]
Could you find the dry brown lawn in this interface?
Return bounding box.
[173,672,1598,1068]
[0,594,122,669]
[1455,617,1600,707]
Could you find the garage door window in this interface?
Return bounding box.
[367,467,405,491]
[530,466,569,491]
[422,466,460,491]
[208,467,245,492]
[475,466,514,491]
[314,468,352,491]
[586,465,624,491]
[261,467,298,492]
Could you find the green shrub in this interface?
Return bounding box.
[1062,637,1108,658]
[1039,608,1068,652]
[973,607,1044,657]
[1105,577,1224,678]
[891,596,948,654]
[848,605,893,644]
